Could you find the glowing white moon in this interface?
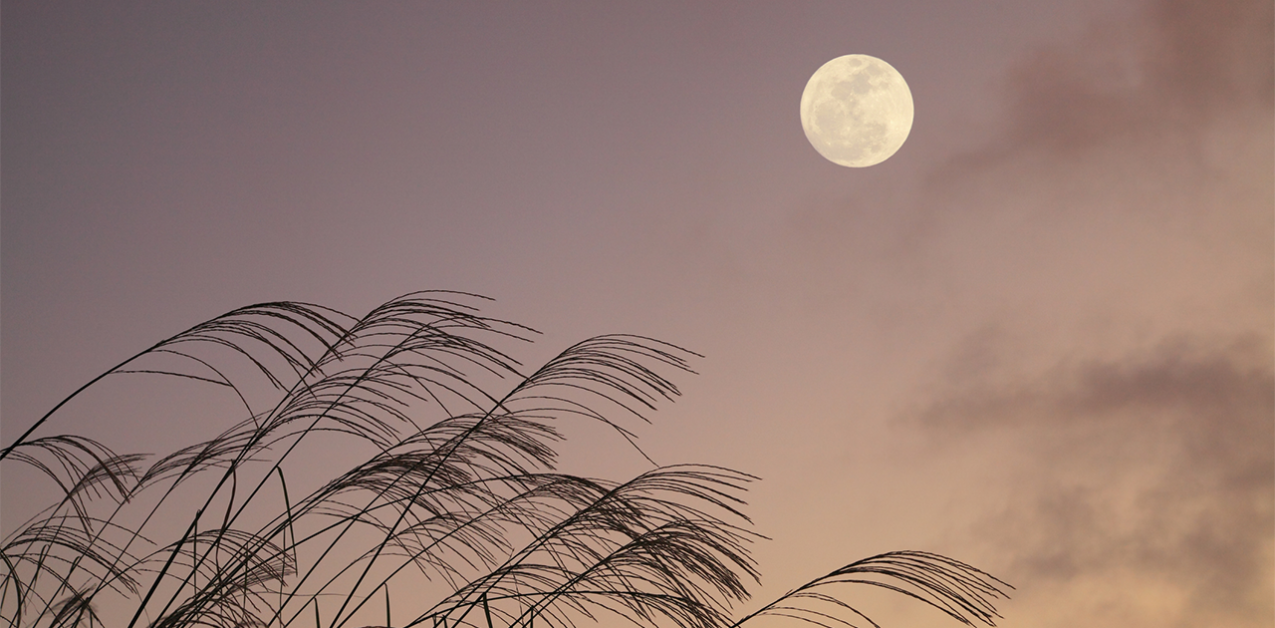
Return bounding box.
[800,54,914,168]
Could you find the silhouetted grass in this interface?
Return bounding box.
[1,292,1009,628]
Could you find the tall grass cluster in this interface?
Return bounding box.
[2,293,1008,628]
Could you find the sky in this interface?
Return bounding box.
[2,1,1272,627]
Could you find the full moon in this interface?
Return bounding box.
[800,54,914,168]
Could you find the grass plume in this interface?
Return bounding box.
[2,292,1009,628]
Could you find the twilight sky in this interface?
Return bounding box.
[3,2,1272,627]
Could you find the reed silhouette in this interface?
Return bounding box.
[2,292,1008,628]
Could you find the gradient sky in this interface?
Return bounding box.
[3,2,1272,627]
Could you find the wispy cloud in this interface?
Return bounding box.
[946,0,1271,165]
[915,336,1273,627]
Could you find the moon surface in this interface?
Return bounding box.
[800,54,914,168]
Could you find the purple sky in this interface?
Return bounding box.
[4,2,1272,626]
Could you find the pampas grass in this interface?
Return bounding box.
[2,292,1008,628]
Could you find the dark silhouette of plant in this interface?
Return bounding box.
[1,292,1009,628]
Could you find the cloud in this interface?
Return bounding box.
[915,336,1273,627]
[858,0,1273,625]
[973,0,1271,159]
[907,0,1273,258]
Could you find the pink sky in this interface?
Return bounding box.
[4,1,1271,626]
